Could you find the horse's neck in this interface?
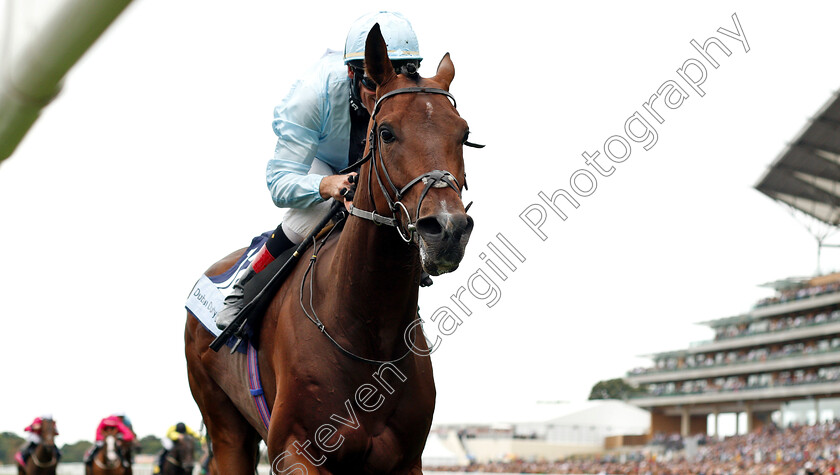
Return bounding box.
[38,425,54,449]
[33,439,53,457]
[327,214,421,345]
[173,440,190,463]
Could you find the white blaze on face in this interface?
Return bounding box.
[106,435,117,461]
[426,102,434,120]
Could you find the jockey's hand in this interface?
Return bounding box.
[319,173,357,210]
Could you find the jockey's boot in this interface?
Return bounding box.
[153,449,167,474]
[214,264,257,330]
[83,443,101,465]
[20,441,35,463]
[215,226,295,329]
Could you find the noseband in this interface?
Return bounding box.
[346,86,478,243]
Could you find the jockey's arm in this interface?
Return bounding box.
[94,420,107,441]
[117,422,135,442]
[266,59,353,210]
[267,73,327,209]
[319,173,357,208]
[186,426,203,442]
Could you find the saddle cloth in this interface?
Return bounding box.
[185,231,271,336]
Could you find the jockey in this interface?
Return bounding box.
[95,415,135,441]
[84,415,136,465]
[113,411,135,434]
[215,11,425,329]
[17,415,60,465]
[153,422,203,474]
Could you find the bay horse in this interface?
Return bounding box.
[186,24,475,474]
[17,418,58,475]
[160,435,196,475]
[89,434,132,475]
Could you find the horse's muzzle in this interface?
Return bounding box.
[415,211,474,275]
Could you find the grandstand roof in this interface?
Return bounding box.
[755,89,840,226]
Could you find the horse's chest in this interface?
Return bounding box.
[330,418,430,474]
[291,376,434,472]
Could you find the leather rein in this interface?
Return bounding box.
[343,86,483,243]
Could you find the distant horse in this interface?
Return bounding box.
[17,418,58,475]
[89,434,132,475]
[186,24,475,474]
[160,436,195,475]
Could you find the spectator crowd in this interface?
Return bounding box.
[427,421,840,474]
[755,282,840,309]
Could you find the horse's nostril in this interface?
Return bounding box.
[416,213,474,242]
[415,216,444,238]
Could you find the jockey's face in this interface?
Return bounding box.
[348,66,377,113]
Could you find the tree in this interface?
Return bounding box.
[588,378,644,400]
[0,432,24,464]
[60,440,93,463]
[137,434,162,455]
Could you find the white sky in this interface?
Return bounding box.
[2,0,840,445]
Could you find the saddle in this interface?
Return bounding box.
[210,207,347,352]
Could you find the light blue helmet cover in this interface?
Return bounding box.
[343,11,422,65]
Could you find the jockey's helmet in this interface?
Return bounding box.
[343,11,422,67]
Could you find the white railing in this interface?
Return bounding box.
[0,467,507,475]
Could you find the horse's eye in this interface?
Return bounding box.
[380,128,396,143]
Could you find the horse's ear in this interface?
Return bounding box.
[364,23,396,88]
[432,53,455,90]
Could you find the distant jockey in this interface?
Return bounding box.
[95,415,135,441]
[154,422,203,474]
[84,415,136,466]
[17,416,60,465]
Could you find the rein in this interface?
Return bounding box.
[298,215,422,365]
[94,457,120,470]
[164,455,190,471]
[164,437,193,471]
[31,449,57,468]
[345,86,481,243]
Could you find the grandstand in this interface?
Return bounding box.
[626,88,840,438]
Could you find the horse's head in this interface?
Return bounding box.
[172,435,196,473]
[104,434,120,463]
[358,24,475,276]
[39,418,56,447]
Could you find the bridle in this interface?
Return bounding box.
[30,424,58,468]
[164,438,194,473]
[345,86,483,243]
[299,217,423,365]
[95,435,129,470]
[30,450,57,468]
